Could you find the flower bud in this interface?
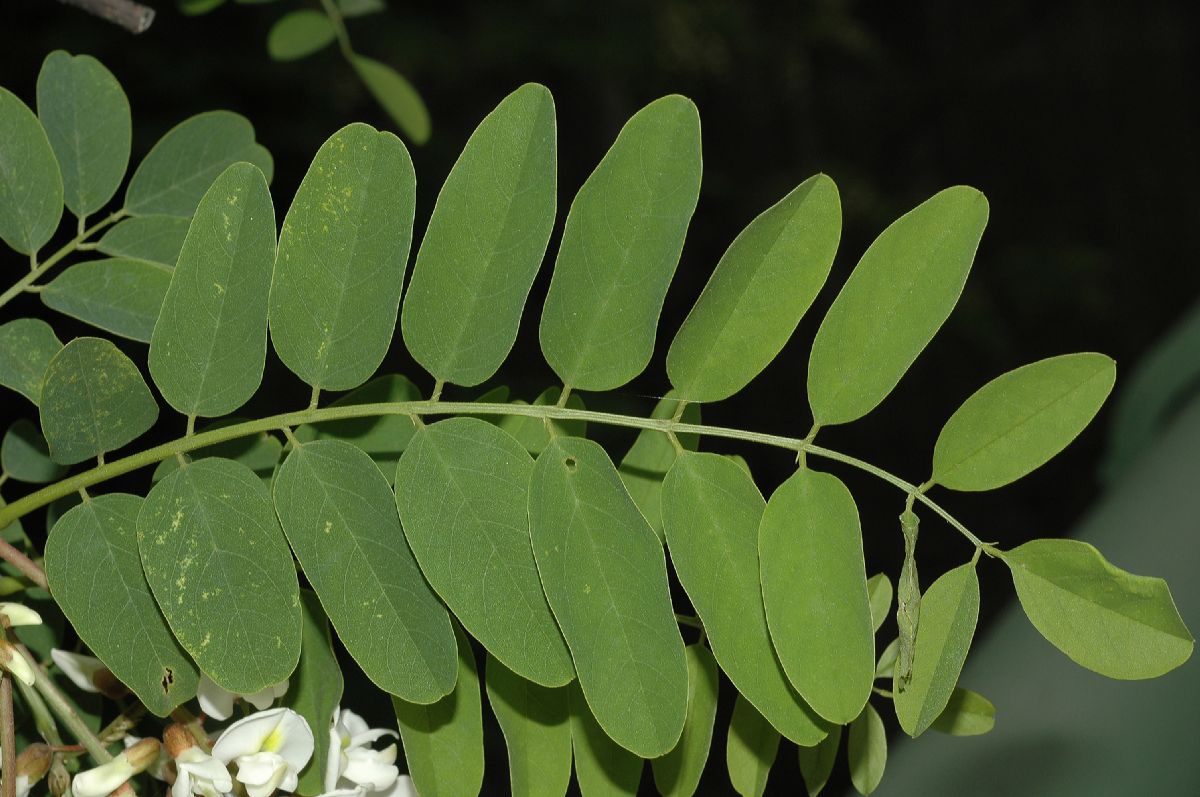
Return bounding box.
[124,737,162,773]
[0,603,43,628]
[47,758,70,797]
[164,722,200,758]
[0,639,35,686]
[15,743,52,782]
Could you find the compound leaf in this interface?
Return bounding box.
[726,694,780,797]
[932,352,1116,491]
[285,591,344,796]
[270,123,415,391]
[498,387,585,455]
[395,418,573,686]
[150,162,276,417]
[45,493,199,715]
[651,644,719,797]
[274,438,457,702]
[36,50,131,217]
[485,654,572,797]
[41,257,171,342]
[929,688,995,736]
[668,174,841,402]
[808,186,989,426]
[393,622,484,797]
[618,394,699,541]
[125,111,272,217]
[893,562,980,737]
[153,422,281,483]
[759,468,874,724]
[402,83,556,387]
[266,11,336,61]
[539,95,701,391]
[0,318,62,405]
[661,452,827,744]
[304,374,419,480]
[352,56,431,145]
[1003,538,1193,679]
[529,436,688,757]
[570,681,643,795]
[138,457,301,693]
[848,703,886,796]
[97,215,190,266]
[40,337,158,465]
[797,724,841,797]
[2,419,66,483]
[0,87,62,254]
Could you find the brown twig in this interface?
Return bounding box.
[0,539,47,592]
[1,672,15,797]
[55,0,155,34]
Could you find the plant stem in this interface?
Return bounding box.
[318,0,355,60]
[0,400,991,554]
[1,672,14,797]
[20,646,112,764]
[0,539,47,591]
[0,211,125,310]
[14,675,64,746]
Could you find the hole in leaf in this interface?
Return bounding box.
[161,667,174,694]
[564,457,577,472]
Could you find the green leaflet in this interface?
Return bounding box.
[137,457,301,693]
[393,623,484,797]
[797,724,841,797]
[668,174,841,402]
[149,162,276,417]
[2,419,66,483]
[39,337,159,465]
[929,687,995,736]
[1003,538,1193,679]
[41,258,171,342]
[570,681,644,796]
[338,0,385,17]
[807,186,989,426]
[270,123,415,391]
[726,694,780,797]
[395,418,573,686]
[759,468,874,724]
[932,352,1117,491]
[45,493,199,715]
[285,591,344,796]
[660,452,827,744]
[36,51,131,218]
[402,83,556,387]
[893,561,980,737]
[485,654,572,797]
[651,644,719,797]
[153,422,282,483]
[352,56,432,145]
[618,394,700,541]
[125,111,272,218]
[180,0,226,14]
[273,439,457,702]
[867,573,893,635]
[0,318,62,405]
[498,387,586,455]
[539,95,702,391]
[529,436,689,757]
[305,374,420,479]
[266,11,337,61]
[874,638,899,680]
[0,87,63,255]
[848,703,887,796]
[97,215,191,266]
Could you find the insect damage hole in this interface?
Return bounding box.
[161,667,174,694]
[563,457,577,472]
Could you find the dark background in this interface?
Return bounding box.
[5,0,1199,793]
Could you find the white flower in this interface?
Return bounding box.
[377,775,418,797]
[0,641,35,687]
[212,707,313,797]
[318,790,367,797]
[0,602,42,627]
[73,739,161,797]
[51,649,104,693]
[324,707,400,794]
[172,747,234,797]
[198,674,289,721]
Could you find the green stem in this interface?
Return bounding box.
[14,675,63,746]
[0,211,126,310]
[20,646,111,764]
[0,401,991,554]
[318,0,355,60]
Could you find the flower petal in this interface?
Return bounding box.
[0,603,42,627]
[212,707,314,774]
[197,675,237,721]
[342,746,399,791]
[51,649,104,694]
[72,758,135,797]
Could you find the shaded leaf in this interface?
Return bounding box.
[797,725,841,797]
[36,50,131,217]
[40,337,158,465]
[97,215,190,266]
[808,186,989,426]
[285,591,344,796]
[539,95,701,391]
[41,257,171,342]
[1003,538,1193,679]
[932,352,1116,491]
[929,687,995,736]
[485,654,572,797]
[270,123,415,391]
[570,681,643,795]
[651,644,719,797]
[529,436,688,757]
[726,694,780,797]
[338,0,384,16]
[274,439,457,702]
[267,11,336,61]
[2,419,66,483]
[138,457,301,693]
[618,394,699,541]
[0,318,62,405]
[396,418,572,686]
[149,162,276,417]
[867,573,893,635]
[305,374,420,479]
[393,622,484,797]
[497,387,586,455]
[759,468,874,724]
[0,87,63,254]
[125,111,272,217]
[893,562,980,737]
[661,452,828,744]
[153,422,281,483]
[352,56,431,145]
[668,174,841,402]
[45,493,199,715]
[874,638,898,680]
[848,703,887,796]
[402,83,556,386]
